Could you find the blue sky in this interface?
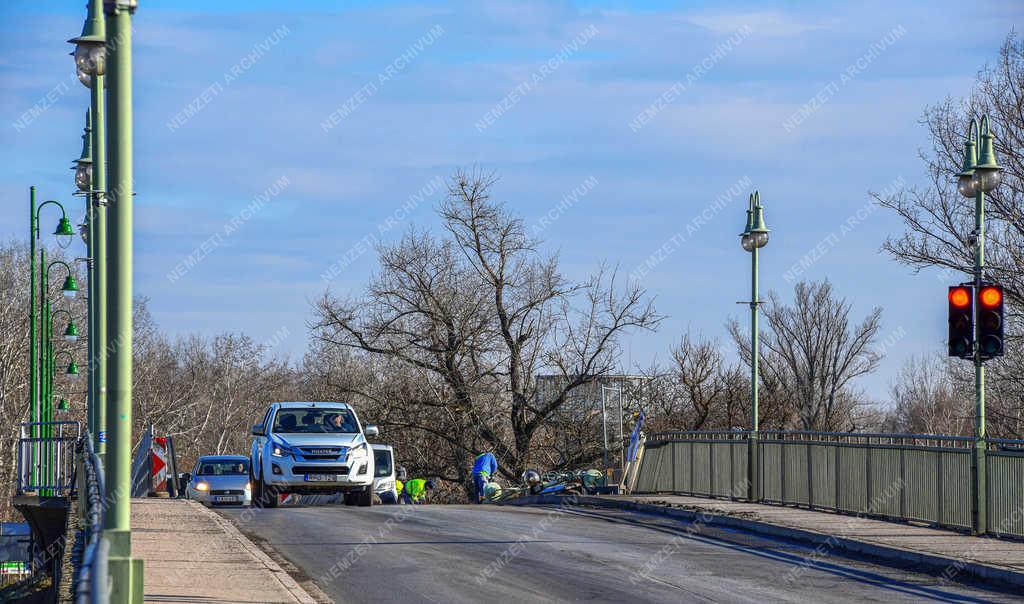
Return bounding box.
[1,0,1021,402]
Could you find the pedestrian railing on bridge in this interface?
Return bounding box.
[16,421,81,496]
[75,432,108,604]
[633,430,1024,538]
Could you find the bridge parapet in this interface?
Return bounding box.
[635,430,1024,538]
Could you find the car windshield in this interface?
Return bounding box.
[197,460,248,475]
[374,450,393,477]
[273,408,359,434]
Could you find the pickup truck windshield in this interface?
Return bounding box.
[273,408,359,434]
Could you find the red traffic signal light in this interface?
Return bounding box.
[948,286,974,359]
[977,284,1004,359]
[979,285,1002,308]
[949,287,971,308]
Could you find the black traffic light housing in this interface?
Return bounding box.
[948,285,973,359]
[977,284,1005,359]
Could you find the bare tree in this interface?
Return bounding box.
[885,354,972,435]
[312,170,661,494]
[730,280,883,431]
[876,33,1024,437]
[877,34,1024,305]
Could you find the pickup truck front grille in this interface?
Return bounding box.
[292,465,349,475]
[297,447,346,460]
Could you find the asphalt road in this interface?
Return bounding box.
[218,503,1021,603]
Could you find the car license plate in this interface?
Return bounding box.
[306,474,338,482]
[213,495,238,503]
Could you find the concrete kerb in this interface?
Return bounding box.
[500,495,1024,589]
[188,500,317,604]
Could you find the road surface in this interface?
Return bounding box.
[218,503,1019,603]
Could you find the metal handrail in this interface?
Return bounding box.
[16,420,82,496]
[75,433,107,604]
[650,430,749,442]
[648,429,999,449]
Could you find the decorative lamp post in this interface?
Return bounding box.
[955,115,1003,535]
[739,191,769,502]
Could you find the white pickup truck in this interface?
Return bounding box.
[250,402,378,507]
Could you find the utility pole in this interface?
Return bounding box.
[103,0,142,600]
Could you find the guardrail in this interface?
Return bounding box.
[635,430,1024,538]
[16,421,81,496]
[75,432,108,604]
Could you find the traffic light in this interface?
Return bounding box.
[948,285,973,358]
[977,284,1004,359]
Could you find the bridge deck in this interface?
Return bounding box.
[621,494,1024,579]
[131,498,316,603]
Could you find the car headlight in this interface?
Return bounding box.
[376,480,393,492]
[195,482,209,491]
[245,482,251,491]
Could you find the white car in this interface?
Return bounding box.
[250,402,378,508]
[186,455,252,506]
[372,444,398,504]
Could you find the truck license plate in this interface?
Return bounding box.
[306,474,338,482]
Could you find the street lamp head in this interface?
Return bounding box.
[79,222,89,246]
[973,121,1002,193]
[956,136,977,198]
[74,163,93,193]
[65,361,80,379]
[54,216,76,248]
[73,109,93,193]
[61,274,80,298]
[741,233,755,252]
[63,320,80,342]
[68,18,106,83]
[957,173,977,198]
[745,191,769,250]
[57,398,70,413]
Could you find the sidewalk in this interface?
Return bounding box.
[131,498,316,603]
[505,493,1024,588]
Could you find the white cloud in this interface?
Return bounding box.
[685,11,829,37]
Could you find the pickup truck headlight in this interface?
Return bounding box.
[271,443,293,457]
[376,480,394,492]
[349,443,370,458]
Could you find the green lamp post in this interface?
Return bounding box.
[740,191,769,502]
[38,258,79,436]
[100,0,142,599]
[27,193,74,452]
[71,0,109,459]
[956,115,1003,535]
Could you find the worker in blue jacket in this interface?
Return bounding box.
[472,450,498,503]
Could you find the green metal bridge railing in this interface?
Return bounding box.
[634,430,1024,538]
